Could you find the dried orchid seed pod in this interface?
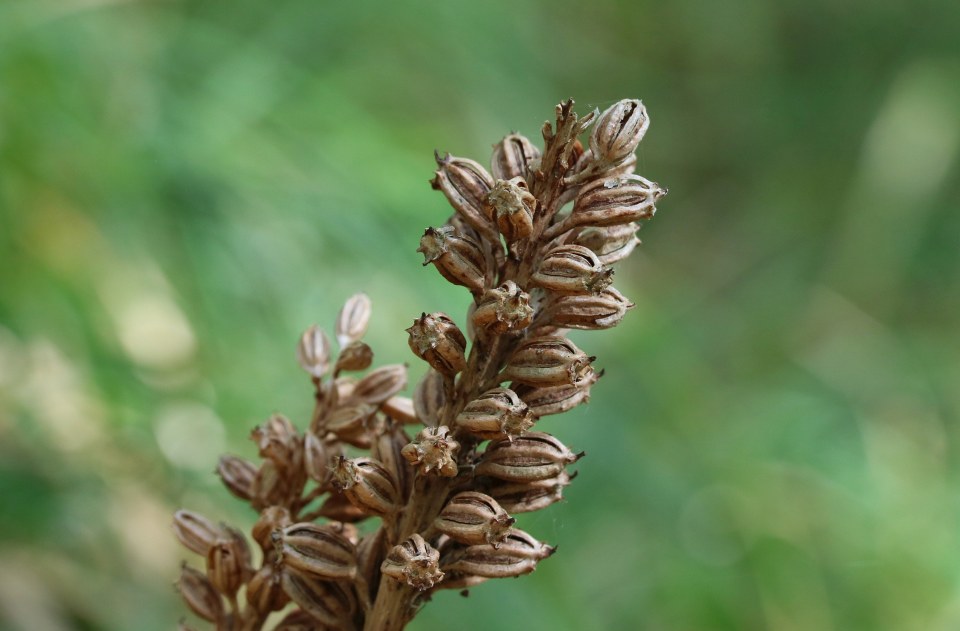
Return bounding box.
[280,568,357,629]
[324,403,376,443]
[471,281,534,335]
[567,174,666,230]
[331,456,401,516]
[514,370,599,417]
[246,565,290,614]
[252,506,292,555]
[251,460,291,510]
[532,244,614,295]
[381,395,419,425]
[456,387,535,441]
[485,177,536,242]
[491,132,541,181]
[486,471,575,514]
[413,369,447,428]
[434,491,516,547]
[574,222,641,266]
[431,153,497,240]
[172,510,222,557]
[418,225,487,294]
[372,425,414,499]
[177,563,224,623]
[352,364,408,405]
[251,413,300,466]
[297,324,331,379]
[476,432,583,482]
[334,340,374,373]
[545,286,634,330]
[380,533,445,591]
[400,425,460,477]
[336,292,372,348]
[497,528,557,560]
[440,539,542,579]
[317,492,370,523]
[274,523,358,580]
[303,431,330,484]
[501,336,596,387]
[207,527,251,596]
[406,312,468,376]
[590,99,649,166]
[216,454,257,501]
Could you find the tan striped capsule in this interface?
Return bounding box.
[206,525,251,597]
[440,530,553,579]
[352,364,408,405]
[275,523,357,580]
[172,510,221,557]
[532,245,613,295]
[296,324,331,379]
[491,132,540,181]
[431,153,497,241]
[434,492,515,547]
[501,336,596,387]
[455,387,534,441]
[476,432,583,482]
[380,533,444,591]
[514,370,599,417]
[331,456,401,516]
[545,286,634,330]
[176,563,223,623]
[569,174,665,229]
[590,99,649,165]
[418,225,487,294]
[216,455,257,501]
[573,222,641,266]
[280,569,356,629]
[413,369,446,428]
[246,565,289,615]
[334,340,373,372]
[486,471,575,514]
[335,292,372,348]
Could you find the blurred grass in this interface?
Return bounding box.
[1,0,959,629]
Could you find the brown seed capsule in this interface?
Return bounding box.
[431,152,497,240]
[275,523,357,580]
[486,471,575,514]
[491,132,540,181]
[532,245,614,295]
[317,491,370,523]
[172,510,221,557]
[497,528,557,560]
[567,174,665,230]
[574,222,641,266]
[246,565,289,614]
[331,456,401,516]
[252,460,291,510]
[251,413,299,465]
[456,387,535,441]
[296,325,331,379]
[372,425,413,498]
[352,364,408,405]
[335,292,372,348]
[485,177,536,242]
[413,369,447,428]
[514,370,599,417]
[177,563,223,623]
[545,287,634,330]
[476,432,583,482]
[324,403,376,442]
[380,533,445,591]
[418,225,487,294]
[590,99,649,165]
[303,432,330,484]
[207,527,251,596]
[280,569,356,629]
[216,455,257,502]
[501,336,596,387]
[434,492,515,547]
[407,312,468,376]
[356,528,387,595]
[400,425,460,477]
[252,506,292,555]
[381,395,419,424]
[334,341,374,373]
[440,536,548,579]
[471,281,534,335]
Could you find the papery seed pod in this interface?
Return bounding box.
[252,506,292,555]
[172,510,221,557]
[486,471,575,514]
[568,174,665,230]
[331,456,401,516]
[532,245,614,295]
[303,431,330,484]
[400,425,460,477]
[177,564,223,623]
[440,542,539,579]
[381,395,419,424]
[216,455,257,501]
[574,222,641,266]
[514,370,599,417]
[407,312,467,376]
[491,132,540,181]
[275,522,357,580]
[590,99,649,165]
[501,336,596,387]
[207,529,250,596]
[418,226,487,294]
[317,491,370,523]
[485,177,536,242]
[252,460,291,510]
[297,325,331,379]
[353,364,408,405]
[476,432,583,482]
[431,153,497,239]
[280,569,356,629]
[434,492,515,547]
[381,533,445,591]
[246,565,289,614]
[251,413,299,465]
[545,287,634,330]
[413,369,446,428]
[471,281,534,335]
[456,387,535,441]
[334,341,373,373]
[372,426,413,499]
[336,293,372,348]
[324,404,375,441]
[498,528,557,560]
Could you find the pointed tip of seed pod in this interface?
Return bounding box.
[574,450,586,461]
[546,544,558,557]
[569,470,580,481]
[597,368,606,379]
[434,150,451,166]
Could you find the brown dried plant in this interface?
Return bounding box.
[173,98,666,631]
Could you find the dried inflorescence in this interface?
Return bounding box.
[173,98,666,631]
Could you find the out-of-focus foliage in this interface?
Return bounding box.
[1,0,959,629]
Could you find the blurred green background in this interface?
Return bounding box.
[2,0,959,629]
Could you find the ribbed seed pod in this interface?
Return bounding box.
[569,174,665,229]
[514,370,599,417]
[498,528,557,560]
[296,324,331,379]
[324,403,375,443]
[335,292,372,348]
[251,413,300,465]
[476,432,583,482]
[380,533,444,591]
[275,523,357,580]
[400,425,460,477]
[440,530,553,578]
[418,225,486,294]
[456,387,535,441]
[532,244,614,295]
[206,528,250,596]
[434,492,515,547]
[334,341,373,373]
[486,471,575,514]
[545,287,634,330]
[216,455,257,501]
[172,510,221,557]
[407,312,468,376]
[317,491,370,523]
[352,364,408,405]
[590,99,649,165]
[280,569,356,629]
[431,153,497,240]
[252,506,292,555]
[485,177,536,242]
[574,222,641,265]
[381,396,418,424]
[501,336,596,387]
[331,456,401,516]
[303,431,330,484]
[471,281,534,335]
[252,460,291,510]
[176,564,223,623]
[491,132,540,181]
[246,565,289,614]
[372,426,413,499]
[413,369,446,428]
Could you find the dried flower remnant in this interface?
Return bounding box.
[173,98,665,630]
